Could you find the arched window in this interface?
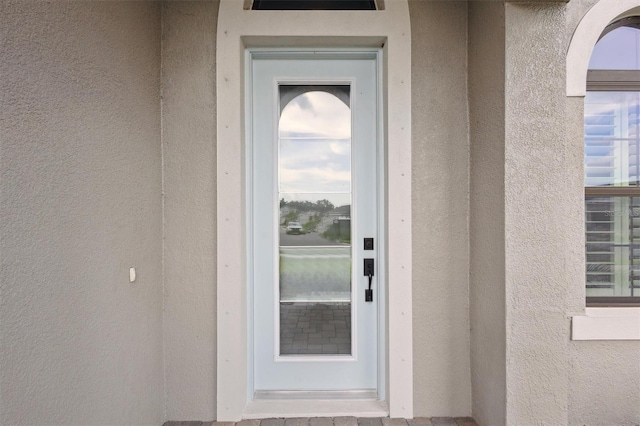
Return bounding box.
[584,17,640,305]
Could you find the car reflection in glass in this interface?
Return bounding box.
[286,221,303,234]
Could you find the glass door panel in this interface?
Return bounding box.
[278,87,352,356]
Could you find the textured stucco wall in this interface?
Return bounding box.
[504,2,572,424]
[4,1,639,424]
[0,2,164,424]
[161,1,219,421]
[565,2,640,424]
[569,340,640,425]
[467,2,634,424]
[410,1,472,417]
[468,2,507,426]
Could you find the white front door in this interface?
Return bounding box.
[249,50,382,396]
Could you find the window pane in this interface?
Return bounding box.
[278,86,352,355]
[589,26,640,70]
[585,196,640,298]
[585,92,640,187]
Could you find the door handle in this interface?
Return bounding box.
[364,258,374,302]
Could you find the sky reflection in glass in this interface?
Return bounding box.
[589,26,640,70]
[279,91,351,193]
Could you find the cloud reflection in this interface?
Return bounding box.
[279,91,351,193]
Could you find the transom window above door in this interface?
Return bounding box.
[584,17,640,306]
[251,0,377,10]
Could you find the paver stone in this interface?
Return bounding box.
[357,418,383,426]
[407,419,433,426]
[430,418,457,426]
[309,418,334,426]
[334,416,358,426]
[382,419,408,426]
[262,418,286,426]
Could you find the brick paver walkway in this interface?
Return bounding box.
[164,417,478,426]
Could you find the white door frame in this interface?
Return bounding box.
[216,0,413,420]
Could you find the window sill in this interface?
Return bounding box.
[571,307,640,340]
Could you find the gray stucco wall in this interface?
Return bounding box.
[468,2,639,424]
[0,2,164,424]
[410,1,472,417]
[504,2,571,424]
[569,339,640,425]
[161,1,219,421]
[468,2,507,425]
[2,1,639,424]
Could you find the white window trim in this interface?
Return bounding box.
[572,308,640,340]
[566,0,640,342]
[215,0,412,421]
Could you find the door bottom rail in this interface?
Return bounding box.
[254,390,378,400]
